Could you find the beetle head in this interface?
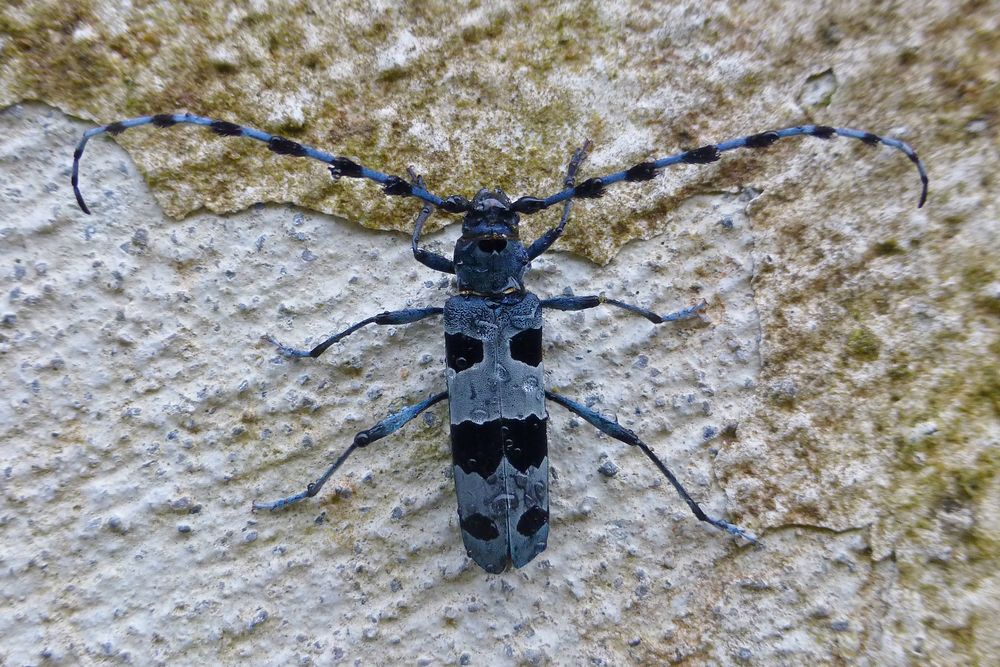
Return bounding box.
[453,189,529,296]
[461,189,520,239]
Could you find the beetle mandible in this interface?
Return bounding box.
[72,113,927,572]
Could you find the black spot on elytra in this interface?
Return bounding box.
[860,132,880,146]
[517,506,548,536]
[509,328,541,367]
[461,513,500,541]
[452,416,547,476]
[504,415,547,472]
[105,122,125,136]
[451,420,503,477]
[811,125,836,139]
[446,332,484,371]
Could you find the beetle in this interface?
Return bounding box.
[72,113,927,572]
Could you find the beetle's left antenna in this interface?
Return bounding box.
[71,113,455,214]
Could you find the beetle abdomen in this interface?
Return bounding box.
[444,293,549,572]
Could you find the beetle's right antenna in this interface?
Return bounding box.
[510,124,929,215]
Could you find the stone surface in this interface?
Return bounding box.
[1,1,998,665]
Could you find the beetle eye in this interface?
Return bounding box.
[477,239,507,254]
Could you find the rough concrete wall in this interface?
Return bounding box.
[1,1,997,665]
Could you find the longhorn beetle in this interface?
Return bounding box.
[72,113,928,573]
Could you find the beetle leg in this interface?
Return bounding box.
[264,307,443,359]
[546,390,758,544]
[252,391,448,511]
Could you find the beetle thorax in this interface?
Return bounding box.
[454,189,529,296]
